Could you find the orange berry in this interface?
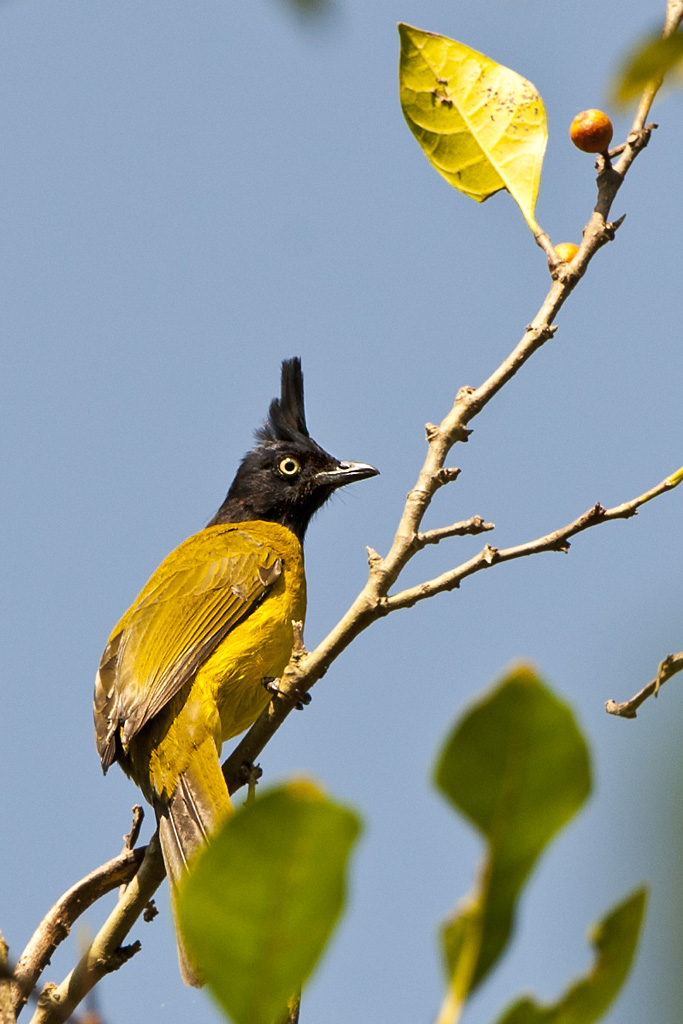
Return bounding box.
[569,109,614,153]
[554,242,579,262]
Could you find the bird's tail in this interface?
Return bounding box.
[156,737,232,986]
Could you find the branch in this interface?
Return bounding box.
[223,464,683,792]
[24,837,165,1024]
[605,652,683,719]
[627,0,683,142]
[415,516,495,549]
[384,469,683,611]
[11,846,146,1016]
[222,11,683,789]
[11,807,149,1016]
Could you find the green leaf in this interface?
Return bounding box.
[176,780,361,1024]
[612,32,683,105]
[435,665,591,999]
[495,888,647,1024]
[398,24,547,233]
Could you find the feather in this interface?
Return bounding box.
[255,357,310,444]
[156,737,232,987]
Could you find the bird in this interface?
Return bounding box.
[93,357,378,985]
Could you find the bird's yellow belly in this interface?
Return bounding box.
[197,569,306,741]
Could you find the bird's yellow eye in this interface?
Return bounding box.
[278,456,301,477]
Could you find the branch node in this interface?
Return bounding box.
[425,422,440,442]
[97,941,142,975]
[548,260,576,283]
[290,621,306,660]
[366,546,384,572]
[36,983,59,1009]
[526,322,557,342]
[604,213,627,240]
[595,154,622,190]
[654,653,676,695]
[588,502,607,522]
[625,123,658,155]
[605,698,638,719]
[143,900,158,923]
[483,544,499,564]
[436,467,461,486]
[605,653,683,720]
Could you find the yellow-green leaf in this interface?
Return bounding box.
[494,888,647,1024]
[176,781,361,1024]
[398,24,547,233]
[612,32,683,105]
[435,666,591,999]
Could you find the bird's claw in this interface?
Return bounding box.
[262,676,312,710]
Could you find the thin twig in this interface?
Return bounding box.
[628,0,683,138]
[383,470,683,612]
[606,652,683,719]
[416,517,495,548]
[122,807,144,853]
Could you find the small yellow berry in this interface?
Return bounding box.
[569,110,614,153]
[554,242,579,262]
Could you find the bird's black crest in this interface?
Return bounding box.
[255,357,310,445]
[208,355,377,537]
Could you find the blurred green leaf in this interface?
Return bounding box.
[612,32,683,105]
[278,0,330,15]
[177,780,361,1024]
[435,665,591,1000]
[398,24,547,234]
[495,888,647,1024]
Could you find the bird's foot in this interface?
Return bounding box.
[262,676,312,710]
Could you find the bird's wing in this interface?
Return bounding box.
[94,528,283,770]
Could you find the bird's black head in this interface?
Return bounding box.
[209,358,378,540]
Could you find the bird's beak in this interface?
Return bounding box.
[315,461,379,487]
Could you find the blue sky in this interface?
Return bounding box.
[1,1,682,1022]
